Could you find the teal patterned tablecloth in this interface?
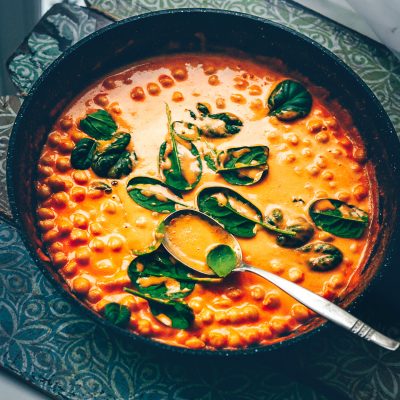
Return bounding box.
[1,1,400,399]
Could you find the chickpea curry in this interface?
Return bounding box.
[35,54,374,350]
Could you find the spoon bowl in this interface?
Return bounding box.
[161,209,399,351]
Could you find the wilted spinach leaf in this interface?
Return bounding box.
[217,146,269,185]
[159,105,202,191]
[79,109,117,140]
[197,186,262,238]
[309,198,368,238]
[172,121,200,141]
[104,302,131,327]
[132,220,165,256]
[127,176,188,213]
[92,133,135,178]
[124,288,194,329]
[267,80,312,121]
[298,241,343,271]
[206,244,238,277]
[70,138,97,170]
[89,181,112,193]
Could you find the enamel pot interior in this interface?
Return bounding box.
[7,9,400,356]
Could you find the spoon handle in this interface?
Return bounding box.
[238,263,399,351]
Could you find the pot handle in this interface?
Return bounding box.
[0,96,22,229]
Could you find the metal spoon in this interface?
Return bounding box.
[162,209,399,351]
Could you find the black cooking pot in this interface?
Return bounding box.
[4,9,400,356]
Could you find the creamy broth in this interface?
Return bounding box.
[35,54,374,350]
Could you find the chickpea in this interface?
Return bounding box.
[38,165,53,177]
[188,298,204,313]
[52,252,68,267]
[316,156,327,169]
[216,97,225,109]
[242,328,260,345]
[121,296,138,311]
[42,229,59,243]
[225,287,243,300]
[131,86,145,101]
[73,276,91,296]
[36,183,52,200]
[103,77,116,89]
[325,118,338,129]
[147,82,161,96]
[87,287,102,303]
[56,157,70,172]
[49,241,63,253]
[269,316,290,335]
[262,291,281,309]
[353,184,368,201]
[38,220,55,232]
[288,268,304,283]
[250,286,265,301]
[208,75,220,86]
[302,148,312,157]
[285,153,296,163]
[307,119,323,133]
[306,165,319,176]
[75,247,91,265]
[58,139,75,154]
[198,309,214,325]
[242,305,259,322]
[330,148,342,157]
[52,192,69,208]
[62,261,78,276]
[207,331,227,348]
[171,67,188,81]
[57,218,73,236]
[259,324,273,340]
[37,207,55,220]
[108,236,123,251]
[47,176,66,192]
[215,311,230,324]
[270,259,284,274]
[109,103,121,114]
[248,84,262,96]
[158,74,174,88]
[250,99,264,111]
[315,132,329,143]
[40,154,55,167]
[291,304,309,322]
[350,243,359,253]
[353,148,367,163]
[227,331,244,348]
[48,132,62,147]
[70,228,89,245]
[328,273,345,289]
[172,91,184,102]
[230,94,246,104]
[212,297,233,308]
[71,187,86,202]
[321,170,334,181]
[227,308,242,324]
[94,93,109,106]
[288,134,299,145]
[185,337,205,349]
[71,130,85,143]
[60,117,73,131]
[176,330,190,344]
[90,238,105,252]
[72,170,89,185]
[137,319,152,335]
[203,64,216,75]
[234,77,249,90]
[337,191,350,202]
[90,222,103,236]
[317,231,334,242]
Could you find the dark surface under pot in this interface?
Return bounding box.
[5,9,400,356]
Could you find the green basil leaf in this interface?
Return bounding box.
[104,302,131,327]
[309,198,368,238]
[206,244,238,277]
[298,242,343,271]
[70,138,97,170]
[159,105,202,191]
[92,133,135,178]
[172,121,200,141]
[217,146,269,186]
[197,186,262,238]
[127,176,188,213]
[196,103,243,137]
[267,80,312,121]
[124,288,194,329]
[79,109,117,139]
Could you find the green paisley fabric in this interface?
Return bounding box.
[1,1,399,399]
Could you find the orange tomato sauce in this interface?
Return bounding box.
[35,54,375,350]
